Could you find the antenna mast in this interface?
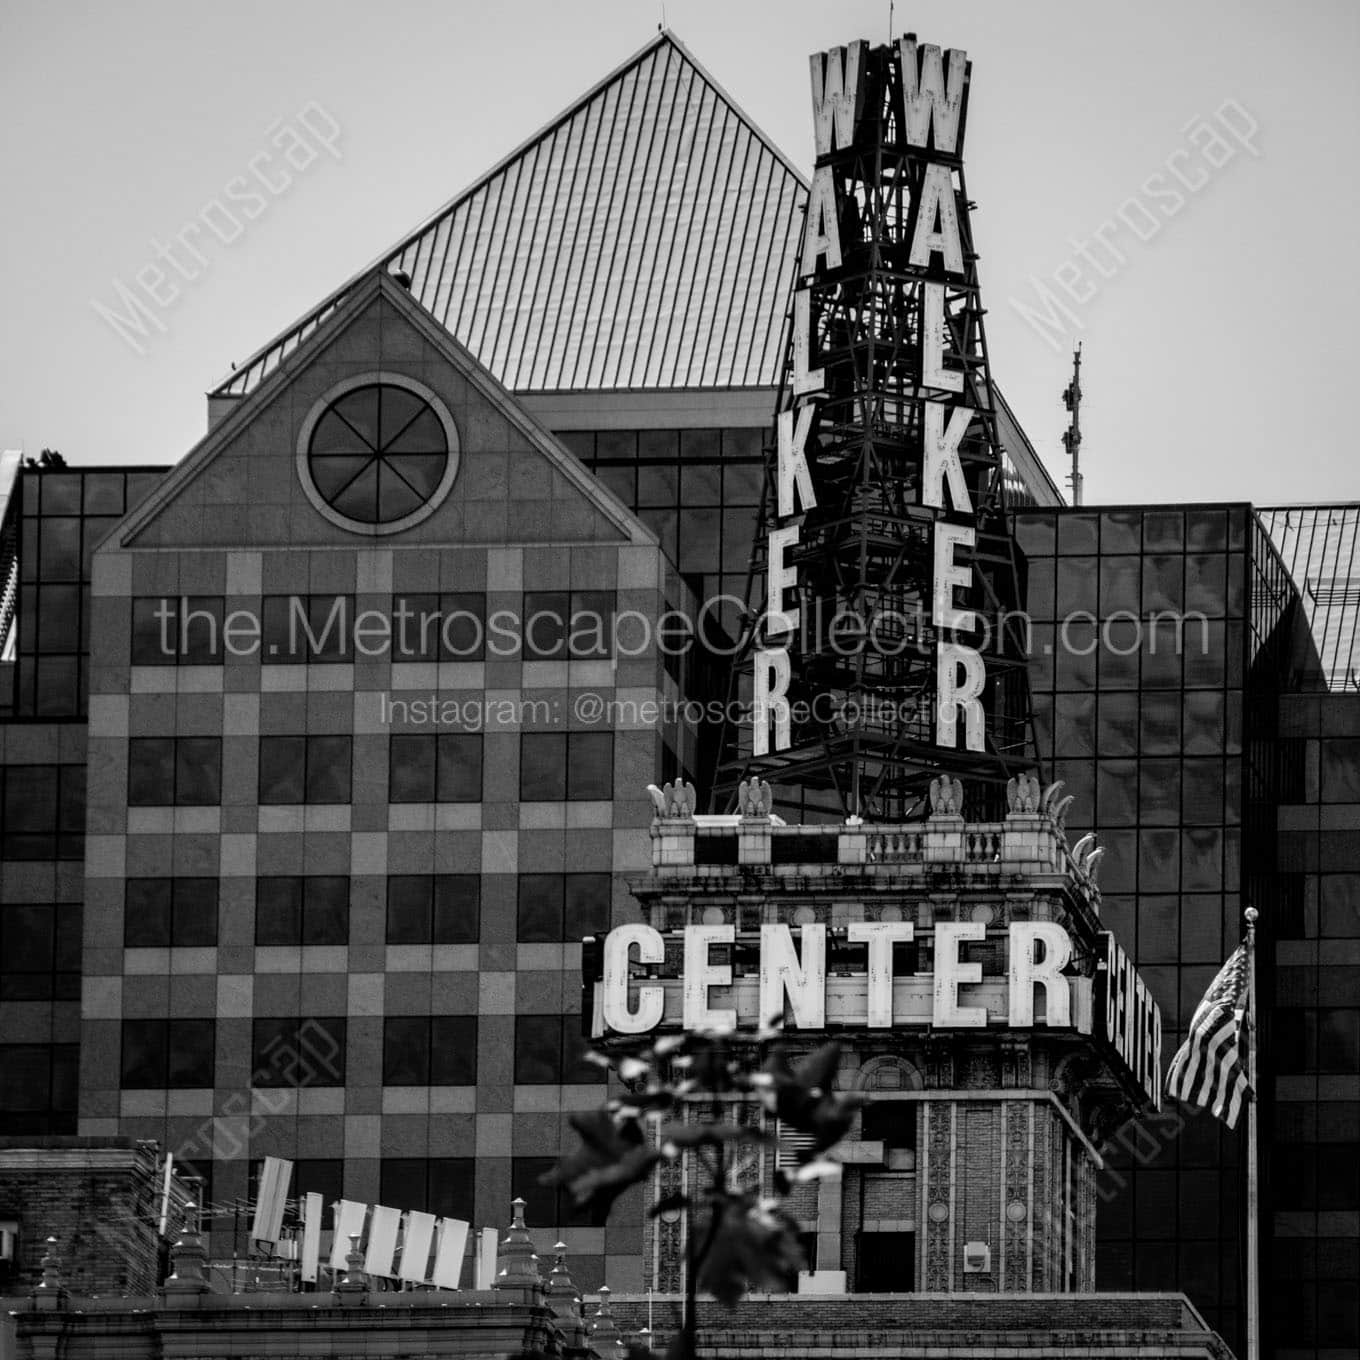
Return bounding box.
[1062,343,1083,505]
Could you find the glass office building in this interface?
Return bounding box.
[0,30,1354,1360]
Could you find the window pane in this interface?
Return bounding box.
[173,878,218,947]
[383,1016,430,1085]
[0,1045,53,1111]
[523,591,568,659]
[441,592,486,660]
[561,1015,606,1085]
[176,738,222,806]
[181,597,225,663]
[121,1019,167,1088]
[260,737,306,804]
[390,735,436,802]
[568,733,613,800]
[431,1017,478,1084]
[387,876,432,943]
[257,877,303,945]
[128,739,174,806]
[380,1159,428,1214]
[432,876,480,944]
[436,734,482,802]
[306,736,351,803]
[303,877,349,946]
[169,1018,215,1087]
[564,874,611,940]
[427,1159,476,1222]
[132,598,174,664]
[125,879,173,948]
[517,876,562,942]
[514,1015,561,1083]
[520,734,567,801]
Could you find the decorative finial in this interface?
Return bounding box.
[335,1231,368,1303]
[161,1202,210,1297]
[494,1197,543,1293]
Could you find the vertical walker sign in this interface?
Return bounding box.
[753,38,991,764]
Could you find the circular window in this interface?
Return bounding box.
[297,375,459,535]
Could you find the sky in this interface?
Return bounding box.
[1,0,1357,507]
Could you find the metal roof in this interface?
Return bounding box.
[212,31,804,398]
[1258,504,1360,690]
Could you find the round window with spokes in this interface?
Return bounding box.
[298,376,459,535]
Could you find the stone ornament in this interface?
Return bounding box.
[646,779,697,819]
[737,777,773,818]
[928,773,964,816]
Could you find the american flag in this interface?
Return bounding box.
[1165,944,1253,1129]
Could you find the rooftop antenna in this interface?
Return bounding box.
[889,0,894,40]
[1062,342,1084,506]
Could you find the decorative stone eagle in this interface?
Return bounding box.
[928,773,964,816]
[645,779,697,819]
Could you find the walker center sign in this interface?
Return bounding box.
[588,920,1163,1110]
[590,921,1083,1035]
[753,38,989,758]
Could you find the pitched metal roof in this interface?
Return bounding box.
[1259,504,1360,690]
[212,32,804,398]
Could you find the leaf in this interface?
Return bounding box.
[540,1109,660,1226]
[695,1198,805,1306]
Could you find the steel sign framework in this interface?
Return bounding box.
[719,36,1037,822]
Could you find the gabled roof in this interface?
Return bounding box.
[129,269,657,551]
[213,31,805,399]
[1258,504,1360,690]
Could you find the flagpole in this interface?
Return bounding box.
[1244,905,1259,1360]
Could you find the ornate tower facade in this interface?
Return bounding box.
[591,774,1160,1294]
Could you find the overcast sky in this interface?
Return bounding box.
[1,0,1356,507]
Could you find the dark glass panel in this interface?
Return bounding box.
[126,880,174,947]
[120,1019,168,1088]
[1139,759,1180,825]
[568,732,613,800]
[520,733,567,801]
[1182,829,1225,891]
[517,875,563,942]
[376,463,426,520]
[387,876,433,944]
[1184,554,1227,616]
[310,452,373,499]
[679,428,720,461]
[311,408,373,456]
[34,658,78,716]
[430,1017,478,1084]
[175,879,218,947]
[38,519,81,580]
[1100,511,1142,553]
[1054,692,1095,757]
[332,462,380,522]
[1138,830,1180,892]
[83,473,126,515]
[1183,691,1226,755]
[1142,555,1184,612]
[383,1016,429,1084]
[514,1014,562,1083]
[564,873,611,940]
[36,584,80,651]
[1143,511,1184,551]
[176,737,222,805]
[259,736,306,804]
[436,734,482,802]
[432,875,480,944]
[335,386,381,446]
[722,461,763,506]
[1058,513,1099,554]
[1097,693,1138,756]
[1055,556,1097,618]
[306,736,351,803]
[425,1159,476,1222]
[1099,557,1141,615]
[1139,692,1181,755]
[389,734,436,802]
[569,591,614,660]
[680,462,721,505]
[303,877,349,945]
[595,464,635,503]
[168,1019,215,1087]
[128,738,174,806]
[1096,760,1137,827]
[637,463,679,506]
[601,430,641,460]
[257,877,304,945]
[379,387,434,447]
[523,591,568,659]
[1180,895,1224,963]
